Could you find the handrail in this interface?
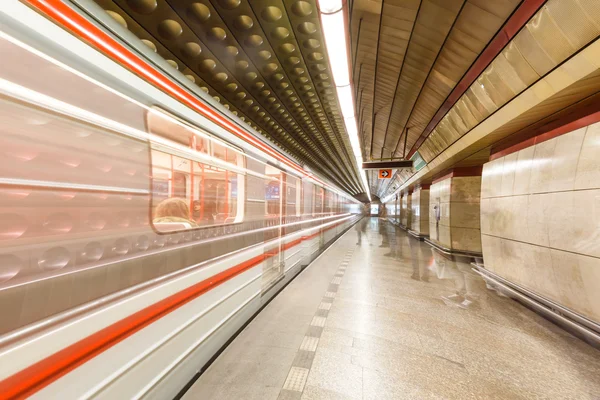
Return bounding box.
[424,238,482,259]
[472,263,600,337]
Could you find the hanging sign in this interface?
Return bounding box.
[379,169,392,179]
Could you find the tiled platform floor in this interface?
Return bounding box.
[183,218,600,400]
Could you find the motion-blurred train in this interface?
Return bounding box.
[0,1,361,398]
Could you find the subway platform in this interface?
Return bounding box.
[182,218,600,400]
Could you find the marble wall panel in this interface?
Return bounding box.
[550,249,598,321]
[574,121,600,190]
[429,179,449,248]
[529,139,557,194]
[547,189,600,258]
[500,151,518,196]
[451,227,482,252]
[513,146,535,195]
[411,190,420,233]
[420,189,430,236]
[481,120,600,323]
[549,127,586,192]
[451,176,482,203]
[429,176,481,251]
[480,198,492,235]
[401,193,412,228]
[411,188,431,236]
[450,201,481,229]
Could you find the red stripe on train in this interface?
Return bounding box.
[0,220,347,399]
[0,254,264,399]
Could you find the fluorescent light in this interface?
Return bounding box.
[319,0,343,13]
[320,11,350,87]
[318,2,370,201]
[336,85,355,118]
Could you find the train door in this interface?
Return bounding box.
[316,187,325,247]
[262,165,283,291]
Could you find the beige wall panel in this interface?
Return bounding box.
[513,146,535,196]
[499,151,518,196]
[411,190,420,233]
[481,122,600,323]
[574,121,600,190]
[548,189,600,259]
[529,139,557,194]
[450,201,481,230]
[429,176,481,252]
[410,188,430,236]
[451,226,482,252]
[451,176,481,203]
[549,127,586,192]
[401,193,412,228]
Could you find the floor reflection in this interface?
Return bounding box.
[374,218,491,310]
[429,249,484,309]
[331,218,600,398]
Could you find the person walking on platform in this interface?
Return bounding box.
[356,216,368,245]
[384,222,399,258]
[378,206,389,248]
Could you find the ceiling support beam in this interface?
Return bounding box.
[362,160,413,170]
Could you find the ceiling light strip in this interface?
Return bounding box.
[318,0,370,201]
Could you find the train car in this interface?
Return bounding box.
[0,1,362,398]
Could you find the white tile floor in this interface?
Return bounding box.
[183,218,600,400]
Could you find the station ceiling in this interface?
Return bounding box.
[351,0,521,196]
[93,0,364,195]
[92,0,599,200]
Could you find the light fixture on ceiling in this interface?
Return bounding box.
[318,0,371,202]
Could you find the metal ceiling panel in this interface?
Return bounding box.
[397,0,520,157]
[369,0,419,160]
[350,0,520,195]
[418,0,600,163]
[380,0,463,160]
[91,0,364,195]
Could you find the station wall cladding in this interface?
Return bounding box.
[481,120,600,323]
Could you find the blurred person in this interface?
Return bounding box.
[378,205,389,248]
[153,197,198,227]
[429,249,478,309]
[355,217,369,245]
[409,237,429,282]
[202,199,218,222]
[192,200,202,220]
[384,222,399,258]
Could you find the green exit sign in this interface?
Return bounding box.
[410,151,426,171]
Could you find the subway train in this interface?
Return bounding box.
[0,1,362,398]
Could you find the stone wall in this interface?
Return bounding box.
[481,121,600,322]
[429,175,481,252]
[410,187,430,236]
[400,192,411,228]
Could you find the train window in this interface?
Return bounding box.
[212,141,238,166]
[295,177,302,216]
[314,186,324,216]
[150,149,243,232]
[146,107,245,232]
[265,165,281,216]
[282,175,302,218]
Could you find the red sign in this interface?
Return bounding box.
[379,169,392,179]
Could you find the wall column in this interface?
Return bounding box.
[400,191,411,229]
[428,168,482,254]
[410,184,430,239]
